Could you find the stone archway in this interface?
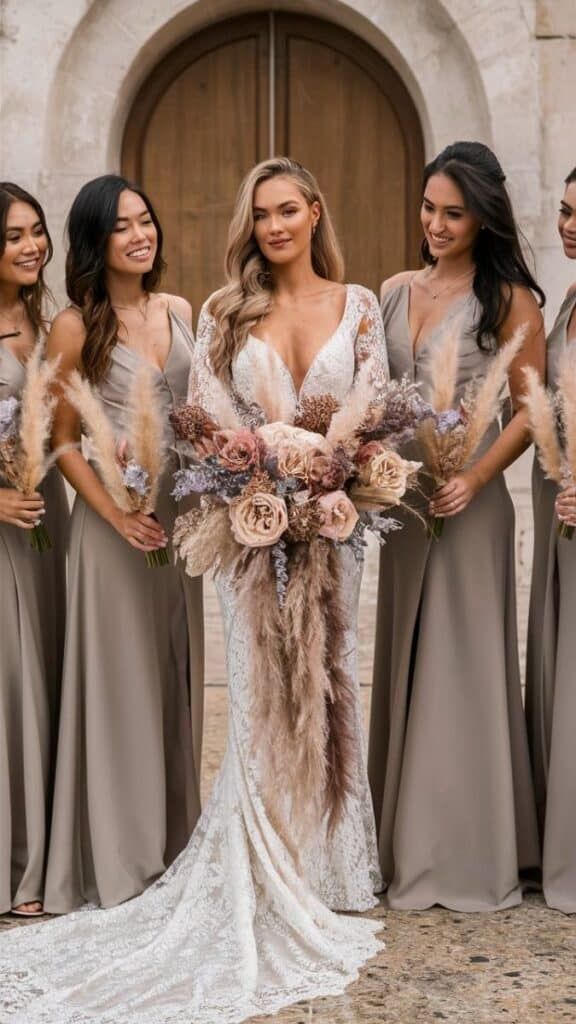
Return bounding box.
[39,0,517,290]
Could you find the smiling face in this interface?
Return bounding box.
[421,172,481,261]
[0,200,48,289]
[558,181,576,260]
[105,189,158,276]
[252,175,320,267]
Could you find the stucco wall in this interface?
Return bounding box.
[2,0,576,656]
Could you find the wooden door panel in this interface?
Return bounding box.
[123,19,269,315]
[275,16,423,295]
[123,14,424,313]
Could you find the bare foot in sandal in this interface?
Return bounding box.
[11,901,43,916]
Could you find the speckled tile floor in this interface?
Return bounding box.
[2,545,574,1023]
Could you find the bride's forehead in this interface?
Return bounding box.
[253,176,306,210]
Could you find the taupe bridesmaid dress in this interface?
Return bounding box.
[525,289,576,912]
[368,281,540,911]
[43,310,204,913]
[0,341,68,913]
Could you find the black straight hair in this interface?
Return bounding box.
[0,181,53,336]
[66,174,166,382]
[421,141,545,350]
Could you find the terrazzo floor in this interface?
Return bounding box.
[2,546,574,1022]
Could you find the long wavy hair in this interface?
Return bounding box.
[209,157,344,381]
[0,182,53,337]
[421,141,545,349]
[65,175,166,383]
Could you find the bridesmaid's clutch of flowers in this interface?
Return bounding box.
[0,345,61,553]
[523,346,576,540]
[65,366,169,566]
[417,323,527,538]
[170,374,426,603]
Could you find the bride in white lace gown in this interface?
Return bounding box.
[0,158,386,1024]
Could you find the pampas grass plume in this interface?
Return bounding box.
[326,360,375,448]
[428,322,460,412]
[557,346,576,480]
[19,342,61,494]
[463,324,526,461]
[522,365,562,482]
[64,370,130,510]
[126,365,166,511]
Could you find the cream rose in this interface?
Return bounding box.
[257,422,332,456]
[317,490,359,542]
[276,446,310,480]
[229,492,288,547]
[357,448,421,506]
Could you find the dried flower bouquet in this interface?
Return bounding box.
[522,348,576,539]
[65,365,169,566]
[0,343,61,552]
[416,323,526,538]
[171,369,425,840]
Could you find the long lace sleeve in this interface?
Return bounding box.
[353,287,389,396]
[187,300,217,406]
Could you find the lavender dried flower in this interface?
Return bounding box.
[122,459,150,497]
[0,396,19,442]
[271,538,289,607]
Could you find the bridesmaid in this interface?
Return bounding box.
[525,166,576,912]
[43,175,204,913]
[368,141,544,911]
[0,183,68,917]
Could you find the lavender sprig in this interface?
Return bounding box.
[271,538,289,607]
[361,510,403,545]
[122,460,150,496]
[0,397,19,442]
[172,460,252,501]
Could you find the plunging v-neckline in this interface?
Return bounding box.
[116,309,175,377]
[248,285,350,398]
[404,280,473,360]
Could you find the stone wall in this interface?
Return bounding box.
[2,0,576,658]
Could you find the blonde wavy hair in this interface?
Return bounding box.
[208,157,345,381]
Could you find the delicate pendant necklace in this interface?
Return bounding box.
[423,267,475,300]
[113,295,150,322]
[0,304,24,339]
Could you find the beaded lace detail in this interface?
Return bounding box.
[0,284,386,1024]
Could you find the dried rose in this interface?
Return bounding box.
[286,496,324,542]
[276,445,310,480]
[357,447,421,505]
[214,429,261,472]
[317,490,359,542]
[257,421,332,456]
[308,449,351,492]
[229,492,288,547]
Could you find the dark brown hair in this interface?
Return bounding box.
[0,182,53,336]
[565,168,576,185]
[421,141,545,350]
[65,175,165,382]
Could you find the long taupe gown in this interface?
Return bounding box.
[368,282,540,911]
[43,311,204,913]
[0,341,68,913]
[525,289,576,912]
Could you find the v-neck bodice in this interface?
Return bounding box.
[222,283,388,418]
[0,339,27,398]
[94,310,193,446]
[546,289,576,389]
[382,281,493,405]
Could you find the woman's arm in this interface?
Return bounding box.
[48,310,167,552]
[431,285,546,518]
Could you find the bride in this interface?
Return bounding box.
[0,157,387,1024]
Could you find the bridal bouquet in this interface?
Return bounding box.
[0,343,61,552]
[65,365,169,566]
[523,348,576,539]
[171,364,425,840]
[417,323,526,538]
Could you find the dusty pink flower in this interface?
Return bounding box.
[356,447,421,504]
[317,490,358,542]
[214,429,261,472]
[229,492,288,547]
[308,450,351,492]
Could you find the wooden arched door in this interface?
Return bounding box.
[122,13,424,315]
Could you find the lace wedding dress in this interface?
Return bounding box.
[0,284,387,1024]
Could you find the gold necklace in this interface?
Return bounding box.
[113,295,150,322]
[422,267,474,300]
[0,303,24,339]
